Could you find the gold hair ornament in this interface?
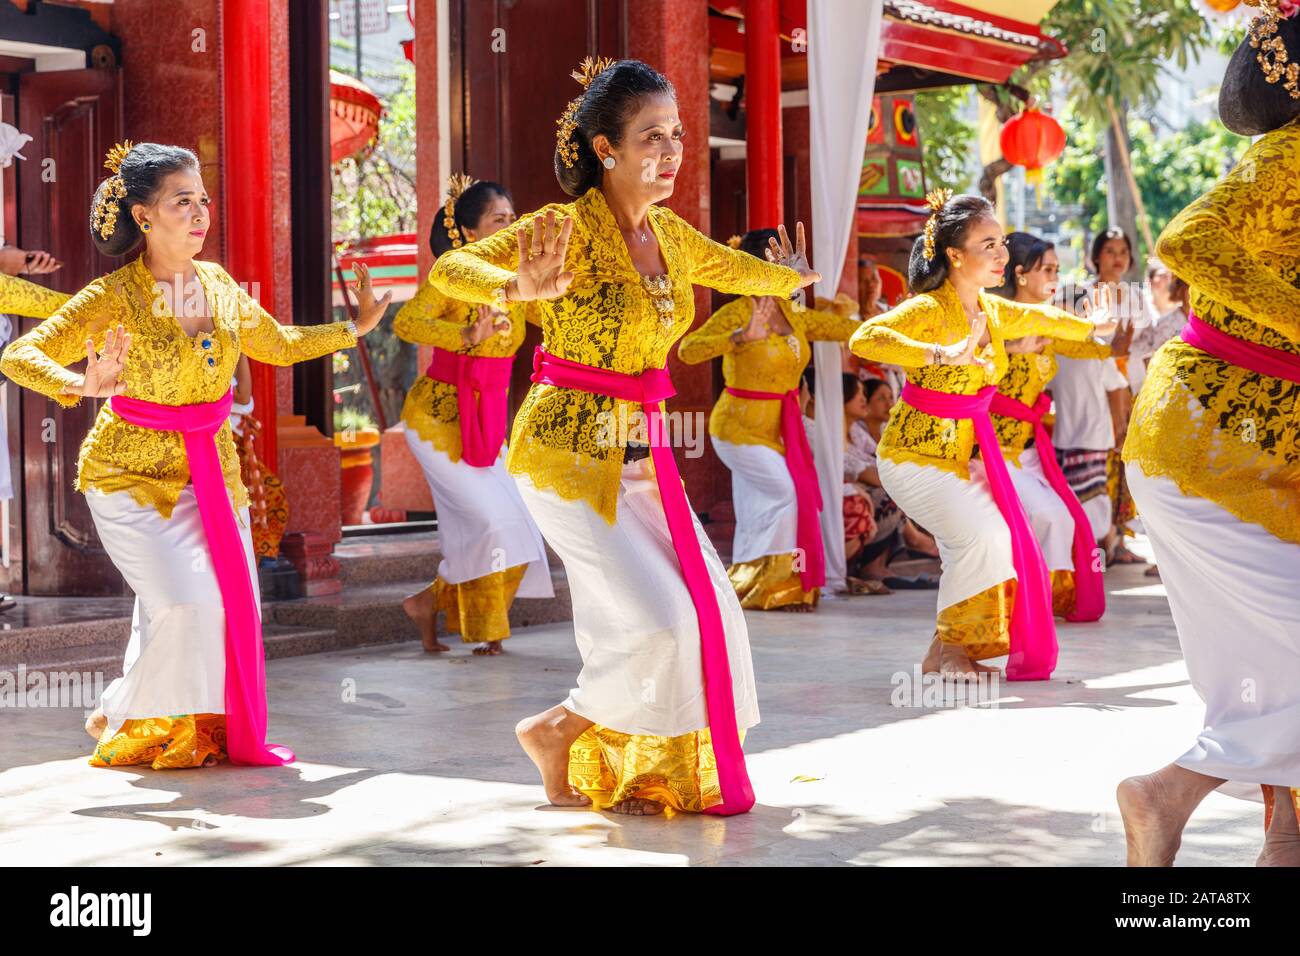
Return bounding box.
[726,235,742,249]
[92,139,134,241]
[556,56,617,168]
[922,187,952,262]
[442,172,477,249]
[1246,0,1300,101]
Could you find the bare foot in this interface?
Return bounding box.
[85,710,107,740]
[515,713,592,808]
[608,797,664,815]
[1258,786,1300,867]
[938,642,980,682]
[921,634,941,674]
[473,641,504,656]
[1116,765,1222,866]
[968,659,1001,675]
[202,754,220,768]
[403,586,448,653]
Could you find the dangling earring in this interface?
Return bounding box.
[140,222,151,233]
[1018,275,1027,286]
[602,156,616,170]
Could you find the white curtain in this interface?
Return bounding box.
[807,0,883,593]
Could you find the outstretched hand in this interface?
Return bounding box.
[764,223,821,289]
[73,324,131,398]
[512,211,575,301]
[463,304,511,347]
[352,261,393,336]
[736,296,778,344]
[937,311,994,373]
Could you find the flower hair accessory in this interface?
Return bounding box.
[726,234,742,249]
[442,172,477,249]
[92,139,133,240]
[1246,0,1300,101]
[556,55,616,168]
[922,187,952,261]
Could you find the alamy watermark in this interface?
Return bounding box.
[0,666,103,713]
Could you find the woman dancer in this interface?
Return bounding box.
[1,142,387,769]
[990,231,1111,621]
[396,175,552,656]
[1119,4,1300,867]
[432,58,817,815]
[849,191,1114,682]
[678,228,859,611]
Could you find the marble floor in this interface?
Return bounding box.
[0,539,1269,866]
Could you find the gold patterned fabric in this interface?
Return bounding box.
[1051,569,1076,619]
[394,272,537,462]
[993,338,1111,462]
[89,714,226,770]
[727,553,819,609]
[849,281,1097,480]
[568,724,744,814]
[678,293,860,453]
[431,187,802,523]
[936,578,1015,660]
[435,564,527,643]
[0,257,356,519]
[1125,123,1300,545]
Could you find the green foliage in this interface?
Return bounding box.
[1048,108,1247,263]
[1032,0,1213,122]
[913,86,976,192]
[334,405,377,434]
[332,62,418,245]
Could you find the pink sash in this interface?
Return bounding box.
[724,386,825,590]
[110,391,292,766]
[900,382,1057,681]
[989,390,1105,622]
[531,348,754,815]
[426,347,515,467]
[1181,313,1300,384]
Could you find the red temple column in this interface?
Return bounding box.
[221,0,277,467]
[745,0,783,230]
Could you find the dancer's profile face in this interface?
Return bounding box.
[463,193,515,243]
[134,168,210,260]
[1020,247,1060,303]
[596,92,683,203]
[949,214,1008,290]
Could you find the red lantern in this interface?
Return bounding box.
[1000,107,1066,206]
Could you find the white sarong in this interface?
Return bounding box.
[712,437,797,564]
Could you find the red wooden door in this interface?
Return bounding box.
[14,67,125,595]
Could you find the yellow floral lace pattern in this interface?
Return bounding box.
[394,271,534,462]
[0,272,71,319]
[993,337,1111,461]
[678,294,860,452]
[432,187,802,522]
[0,256,356,519]
[1124,122,1300,545]
[849,280,1098,480]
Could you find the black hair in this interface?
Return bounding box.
[554,59,676,197]
[90,143,201,257]
[429,180,512,257]
[841,372,861,406]
[738,228,779,261]
[1088,227,1133,275]
[907,194,996,294]
[992,230,1055,299]
[1220,17,1300,136]
[861,377,889,404]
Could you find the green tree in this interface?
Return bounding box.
[914,86,976,192]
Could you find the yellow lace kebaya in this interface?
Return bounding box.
[0,256,357,519]
[0,272,72,319]
[993,338,1111,462]
[431,186,803,523]
[678,293,860,453]
[393,270,538,462]
[1124,122,1300,546]
[848,280,1099,479]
